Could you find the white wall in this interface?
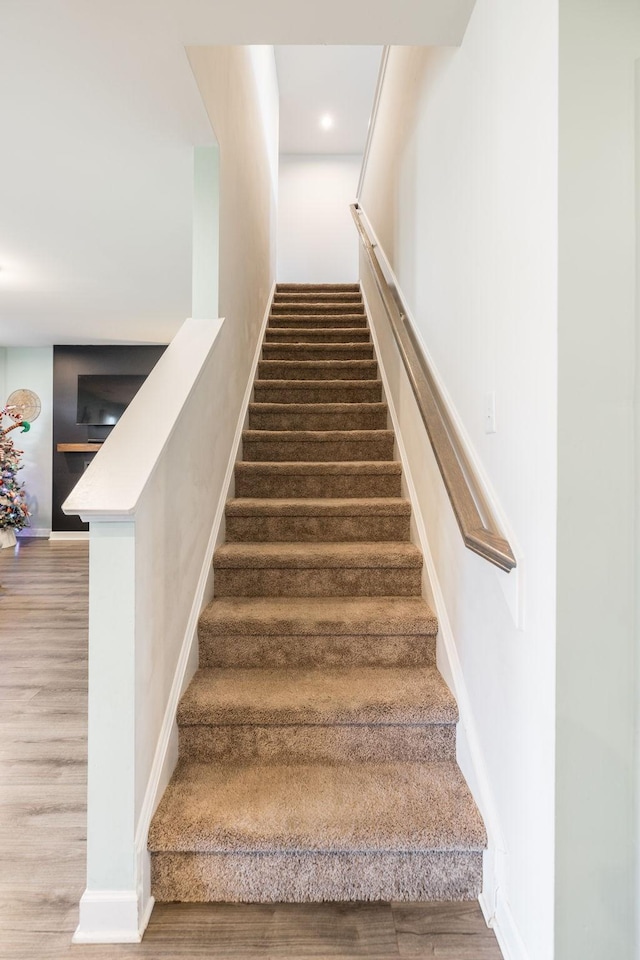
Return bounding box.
[556,3,640,958]
[360,10,558,959]
[3,347,53,535]
[249,46,280,199]
[188,46,279,328]
[278,155,361,282]
[192,144,220,320]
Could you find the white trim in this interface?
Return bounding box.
[17,527,51,538]
[131,283,275,938]
[356,46,390,202]
[480,889,530,960]
[73,890,147,944]
[362,281,521,957]
[357,206,524,629]
[49,530,89,540]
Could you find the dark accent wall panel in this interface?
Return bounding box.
[53,345,166,532]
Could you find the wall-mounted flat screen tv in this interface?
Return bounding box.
[77,374,147,426]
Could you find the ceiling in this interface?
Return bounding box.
[275,47,382,155]
[0,1,476,347]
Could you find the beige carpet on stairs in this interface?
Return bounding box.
[148,282,487,903]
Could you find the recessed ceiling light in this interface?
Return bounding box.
[319,114,334,131]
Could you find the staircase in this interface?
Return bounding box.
[148,283,486,902]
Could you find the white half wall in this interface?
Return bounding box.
[360,9,558,959]
[277,155,361,282]
[4,347,53,536]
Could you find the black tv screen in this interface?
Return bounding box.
[77,374,147,426]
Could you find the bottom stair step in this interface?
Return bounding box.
[149,761,486,903]
[151,849,483,903]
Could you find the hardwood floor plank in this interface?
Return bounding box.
[0,685,42,702]
[392,902,503,958]
[0,539,504,959]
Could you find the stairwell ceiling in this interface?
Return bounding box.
[0,0,476,346]
[275,47,383,155]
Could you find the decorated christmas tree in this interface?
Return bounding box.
[0,390,41,545]
[0,433,29,532]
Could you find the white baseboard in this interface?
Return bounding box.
[481,889,530,960]
[131,284,276,939]
[73,890,153,944]
[49,530,89,540]
[17,527,51,538]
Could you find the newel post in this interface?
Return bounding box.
[74,519,142,943]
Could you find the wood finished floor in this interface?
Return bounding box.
[0,538,504,959]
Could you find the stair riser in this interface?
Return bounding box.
[274,293,363,303]
[199,633,436,669]
[258,361,377,381]
[179,724,455,764]
[277,283,360,292]
[234,471,402,499]
[213,567,423,598]
[265,328,371,343]
[226,516,409,543]
[253,383,382,403]
[225,514,410,542]
[262,344,374,360]
[242,437,395,462]
[271,304,365,315]
[273,304,364,314]
[151,851,483,903]
[248,408,388,431]
[268,317,368,329]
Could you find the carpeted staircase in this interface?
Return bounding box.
[148,283,486,902]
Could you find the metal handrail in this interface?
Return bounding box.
[351,203,516,573]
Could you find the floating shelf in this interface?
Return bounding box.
[56,443,103,453]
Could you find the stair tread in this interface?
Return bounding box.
[178,666,457,726]
[148,760,486,853]
[199,595,437,636]
[262,344,374,358]
[213,541,422,569]
[264,327,370,338]
[276,283,360,290]
[254,378,382,387]
[235,461,402,475]
[259,359,376,370]
[274,290,362,296]
[260,359,374,364]
[275,290,362,296]
[249,402,386,413]
[262,340,371,347]
[254,378,379,385]
[270,304,364,310]
[271,302,364,309]
[242,429,393,442]
[268,317,368,326]
[225,497,411,517]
